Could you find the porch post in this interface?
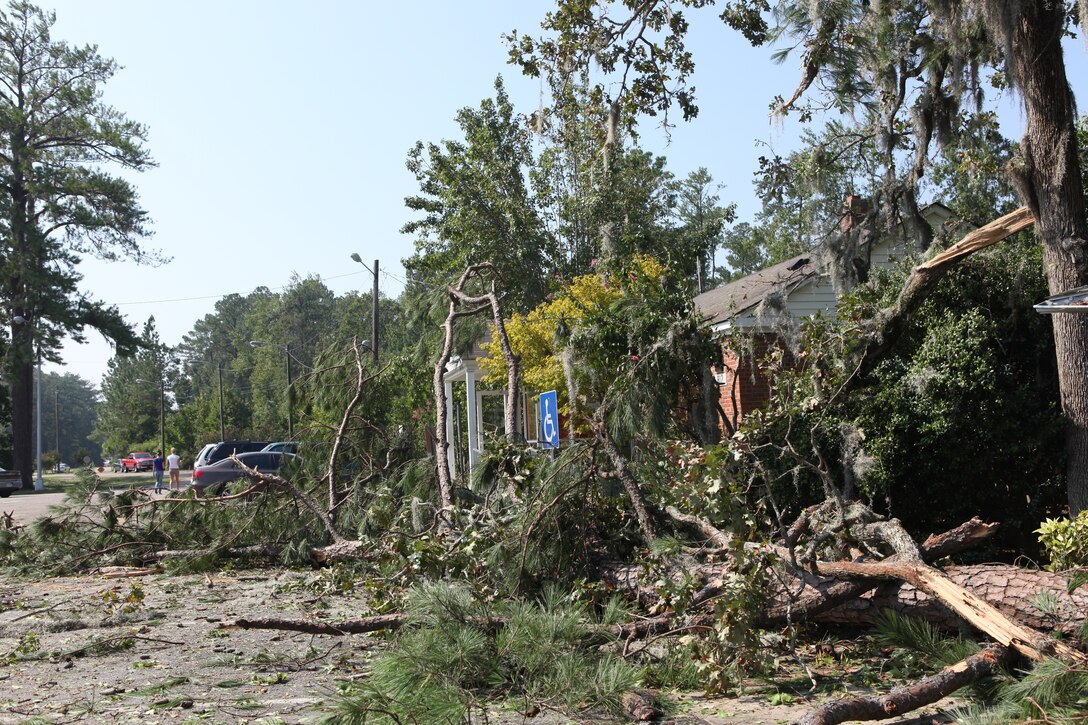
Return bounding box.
[444,380,456,480]
[465,364,479,469]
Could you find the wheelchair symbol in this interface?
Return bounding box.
[540,391,559,449]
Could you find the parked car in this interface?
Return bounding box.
[192,440,270,470]
[54,462,69,472]
[189,451,297,495]
[119,452,154,472]
[0,467,20,498]
[261,441,299,455]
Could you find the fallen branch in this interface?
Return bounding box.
[234,613,407,636]
[99,566,163,578]
[145,544,281,562]
[795,645,1013,725]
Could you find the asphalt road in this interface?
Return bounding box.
[1,470,191,527]
[1,491,67,527]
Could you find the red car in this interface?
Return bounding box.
[119,452,154,472]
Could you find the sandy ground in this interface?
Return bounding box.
[0,568,968,724]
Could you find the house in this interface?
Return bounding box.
[694,202,955,430]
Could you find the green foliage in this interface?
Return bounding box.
[403,76,554,314]
[40,372,102,466]
[873,610,979,668]
[0,0,156,481]
[322,582,641,723]
[725,238,1064,553]
[93,318,175,456]
[1036,512,1088,571]
[850,241,1064,553]
[949,657,1088,724]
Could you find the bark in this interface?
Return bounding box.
[433,266,489,510]
[310,539,370,566]
[1011,3,1088,516]
[10,344,32,489]
[816,563,1088,635]
[814,559,1087,663]
[795,645,1013,725]
[236,613,408,635]
[602,514,1088,638]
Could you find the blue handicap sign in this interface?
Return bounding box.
[539,390,559,449]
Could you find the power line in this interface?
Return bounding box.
[112,268,372,307]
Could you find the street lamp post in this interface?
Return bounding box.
[136,377,166,458]
[13,315,44,491]
[350,253,379,365]
[250,341,293,438]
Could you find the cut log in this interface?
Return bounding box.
[795,645,1013,725]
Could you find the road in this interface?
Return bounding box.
[1,470,191,527]
[1,491,67,527]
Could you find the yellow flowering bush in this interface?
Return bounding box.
[480,255,669,408]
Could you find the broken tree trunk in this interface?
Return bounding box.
[593,408,657,542]
[795,645,1013,725]
[776,563,1088,635]
[433,263,522,510]
[816,559,1088,663]
[603,516,1087,637]
[853,206,1034,379]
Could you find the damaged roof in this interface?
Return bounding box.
[693,252,820,326]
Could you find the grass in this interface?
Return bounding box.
[8,470,159,495]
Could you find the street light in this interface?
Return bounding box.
[350,253,379,365]
[12,315,44,491]
[250,340,293,438]
[136,377,166,459]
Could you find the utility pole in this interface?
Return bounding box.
[158,378,165,459]
[372,258,380,365]
[350,253,380,365]
[285,345,293,439]
[217,363,225,441]
[54,389,59,462]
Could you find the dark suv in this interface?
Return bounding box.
[193,440,270,469]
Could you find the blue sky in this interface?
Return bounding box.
[38,1,1088,385]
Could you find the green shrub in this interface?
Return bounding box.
[1036,512,1088,571]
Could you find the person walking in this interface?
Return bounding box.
[152,451,165,494]
[167,447,182,491]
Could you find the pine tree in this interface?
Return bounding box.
[0,2,156,486]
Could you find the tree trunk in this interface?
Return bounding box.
[1012,3,1088,515]
[10,328,33,489]
[602,560,1088,636]
[594,409,657,541]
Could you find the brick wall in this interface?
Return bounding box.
[714,333,780,432]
